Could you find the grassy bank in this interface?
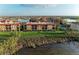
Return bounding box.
[0,31,79,54]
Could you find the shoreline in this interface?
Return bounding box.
[0,31,79,55]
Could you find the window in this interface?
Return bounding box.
[6,25,11,31]
[20,24,27,31]
[17,26,20,31]
[32,25,37,30]
[52,27,55,29]
[42,25,47,30]
[52,25,55,29]
[24,25,27,31]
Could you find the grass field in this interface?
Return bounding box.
[18,31,66,37]
[0,31,78,40]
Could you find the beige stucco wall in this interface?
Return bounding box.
[27,25,32,30]
[11,25,17,31]
[47,25,53,30]
[0,25,6,31]
[37,25,42,30]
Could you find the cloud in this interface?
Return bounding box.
[19,4,58,8]
[42,4,57,8]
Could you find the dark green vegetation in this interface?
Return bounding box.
[0,31,79,55]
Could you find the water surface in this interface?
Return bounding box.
[16,41,79,55]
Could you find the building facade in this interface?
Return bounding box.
[0,19,60,31]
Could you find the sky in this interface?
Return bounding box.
[0,4,79,16]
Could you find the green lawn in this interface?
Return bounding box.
[0,32,13,42]
[0,31,65,42]
[17,31,67,38]
[0,31,78,41]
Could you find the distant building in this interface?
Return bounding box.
[63,19,77,22]
[70,22,79,31]
[63,18,77,24]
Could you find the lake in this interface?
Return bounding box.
[15,41,79,55]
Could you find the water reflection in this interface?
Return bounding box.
[15,41,79,55]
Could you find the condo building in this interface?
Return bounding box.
[0,18,61,31]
